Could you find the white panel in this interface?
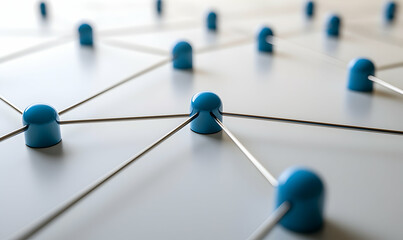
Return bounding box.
[0,0,402,240]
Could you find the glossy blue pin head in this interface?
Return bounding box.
[257,27,274,53]
[305,1,315,18]
[39,2,47,18]
[190,92,222,134]
[275,167,325,233]
[22,104,61,148]
[347,58,375,93]
[385,1,397,22]
[172,41,193,70]
[156,0,162,15]
[326,14,341,37]
[78,23,94,46]
[206,11,218,31]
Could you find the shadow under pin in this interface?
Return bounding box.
[323,36,340,55]
[344,91,373,122]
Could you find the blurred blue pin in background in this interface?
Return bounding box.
[326,14,341,37]
[385,1,397,22]
[206,11,218,31]
[305,1,315,18]
[156,0,162,15]
[257,26,274,53]
[39,2,47,18]
[172,41,193,70]
[78,23,94,46]
[347,58,375,93]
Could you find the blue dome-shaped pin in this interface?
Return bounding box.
[156,0,162,15]
[39,2,47,18]
[347,58,375,93]
[326,14,341,37]
[275,167,325,233]
[257,27,274,53]
[190,92,222,134]
[305,1,315,18]
[385,1,397,22]
[78,23,94,46]
[172,41,193,70]
[22,104,61,148]
[206,11,218,31]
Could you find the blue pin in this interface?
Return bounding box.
[190,92,222,134]
[156,0,162,15]
[305,1,315,18]
[275,167,325,233]
[206,11,218,31]
[385,1,397,22]
[22,104,61,148]
[347,58,375,93]
[78,23,94,46]
[257,27,274,53]
[172,41,193,70]
[39,2,47,18]
[326,14,341,37]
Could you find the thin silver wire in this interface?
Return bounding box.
[212,114,278,187]
[0,126,27,142]
[368,75,403,95]
[247,202,290,240]
[229,26,347,68]
[102,39,170,56]
[196,36,254,54]
[0,35,73,64]
[98,20,199,37]
[58,58,171,115]
[59,113,190,125]
[222,112,403,135]
[0,95,23,114]
[11,114,197,240]
[377,61,403,71]
[269,35,347,68]
[267,35,403,95]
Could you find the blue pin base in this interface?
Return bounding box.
[156,0,162,15]
[257,27,274,53]
[275,167,325,233]
[347,58,375,93]
[385,2,397,22]
[190,92,222,134]
[207,11,217,31]
[22,104,61,148]
[78,23,94,47]
[326,15,341,38]
[172,41,193,70]
[39,2,47,18]
[305,1,315,18]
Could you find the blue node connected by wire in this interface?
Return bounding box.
[326,14,341,37]
[275,167,325,233]
[78,23,94,46]
[172,41,193,70]
[206,11,218,31]
[22,104,61,148]
[39,2,47,18]
[190,92,222,134]
[385,1,397,22]
[156,0,162,15]
[347,58,375,93]
[257,26,274,53]
[305,1,315,18]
